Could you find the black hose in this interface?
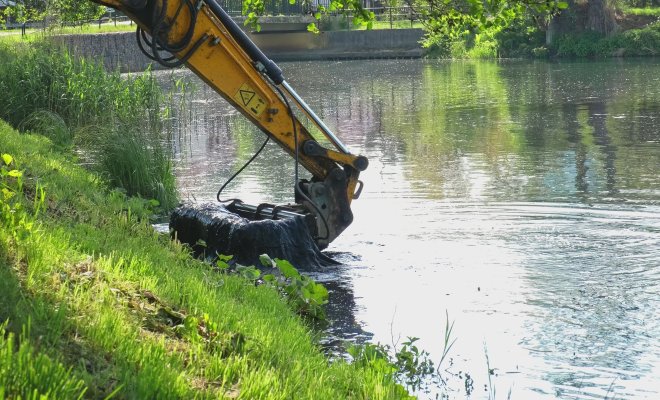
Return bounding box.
[216,136,270,203]
[136,0,208,69]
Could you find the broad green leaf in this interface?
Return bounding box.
[1,154,12,166]
[2,188,14,200]
[218,254,233,262]
[237,265,261,281]
[259,253,274,267]
[307,23,319,33]
[8,170,22,178]
[275,258,300,279]
[557,1,568,9]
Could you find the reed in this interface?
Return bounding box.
[0,41,177,210]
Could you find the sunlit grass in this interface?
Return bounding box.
[0,121,410,399]
[51,21,136,34]
[363,20,424,30]
[0,323,87,399]
[0,21,135,39]
[623,6,660,17]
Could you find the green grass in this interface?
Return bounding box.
[0,40,177,210]
[0,21,135,39]
[0,120,410,399]
[0,322,88,400]
[623,6,660,17]
[51,22,136,34]
[358,20,424,30]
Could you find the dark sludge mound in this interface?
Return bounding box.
[170,203,337,270]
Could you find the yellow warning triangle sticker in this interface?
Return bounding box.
[239,90,255,106]
[234,83,266,117]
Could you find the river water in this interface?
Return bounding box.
[163,59,660,399]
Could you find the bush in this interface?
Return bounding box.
[550,22,659,57]
[619,21,660,55]
[554,30,607,57]
[495,16,546,58]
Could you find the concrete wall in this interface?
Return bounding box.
[51,32,156,73]
[54,28,424,72]
[250,29,424,61]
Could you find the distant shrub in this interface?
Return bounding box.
[551,22,660,57]
[495,16,546,58]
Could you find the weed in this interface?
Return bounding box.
[347,311,460,397]
[260,254,329,320]
[214,254,330,321]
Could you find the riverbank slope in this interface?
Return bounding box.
[0,120,408,399]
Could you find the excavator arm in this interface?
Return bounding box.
[90,0,368,248]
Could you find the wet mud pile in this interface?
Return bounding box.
[170,203,335,269]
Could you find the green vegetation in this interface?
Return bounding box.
[1,0,104,29]
[425,14,660,58]
[415,0,659,58]
[0,41,177,210]
[0,122,412,398]
[0,22,135,38]
[623,6,660,16]
[0,323,88,399]
[552,22,660,57]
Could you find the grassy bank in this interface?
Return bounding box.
[0,120,410,398]
[0,40,177,210]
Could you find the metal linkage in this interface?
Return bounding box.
[280,80,350,155]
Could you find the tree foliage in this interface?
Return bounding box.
[52,0,105,24]
[410,0,568,46]
[2,0,104,26]
[242,0,375,32]
[2,1,47,25]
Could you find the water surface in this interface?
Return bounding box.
[164,59,660,399]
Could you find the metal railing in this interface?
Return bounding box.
[217,0,309,16]
[2,3,424,33]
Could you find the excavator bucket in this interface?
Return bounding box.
[170,203,337,269]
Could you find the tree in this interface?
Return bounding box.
[3,0,104,28]
[52,0,105,25]
[243,0,375,32]
[3,0,47,26]
[409,0,568,46]
[546,0,619,45]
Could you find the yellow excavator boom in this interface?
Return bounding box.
[89,0,367,248]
